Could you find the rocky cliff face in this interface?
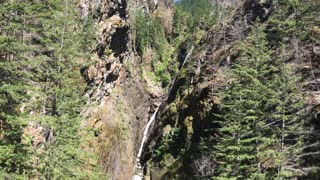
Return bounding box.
[78,0,172,179]
[143,0,320,179]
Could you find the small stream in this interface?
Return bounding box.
[181,45,194,68]
[168,45,194,93]
[132,46,194,180]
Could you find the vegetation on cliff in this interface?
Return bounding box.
[145,0,320,179]
[130,0,221,88]
[1,0,320,179]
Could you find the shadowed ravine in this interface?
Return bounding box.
[133,45,195,179]
[1,0,320,179]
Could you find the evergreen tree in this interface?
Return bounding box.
[0,0,33,177]
[31,0,101,178]
[174,0,217,33]
[263,45,305,178]
[210,24,305,179]
[211,25,273,179]
[1,0,101,178]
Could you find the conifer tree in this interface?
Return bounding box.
[30,0,100,178]
[262,45,305,178]
[0,0,33,177]
[211,25,273,179]
[210,24,306,179]
[1,0,101,178]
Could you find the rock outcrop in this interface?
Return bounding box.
[79,0,172,179]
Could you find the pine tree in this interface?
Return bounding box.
[1,0,101,178]
[29,0,101,178]
[210,24,306,179]
[261,44,305,178]
[211,25,273,179]
[0,0,33,177]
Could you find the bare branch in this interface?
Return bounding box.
[193,154,216,177]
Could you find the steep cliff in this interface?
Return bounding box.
[144,0,320,179]
[79,0,173,179]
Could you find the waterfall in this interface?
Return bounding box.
[132,46,194,179]
[168,45,194,93]
[133,106,160,180]
[137,106,160,159]
[181,45,194,68]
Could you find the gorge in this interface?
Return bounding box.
[1,0,320,179]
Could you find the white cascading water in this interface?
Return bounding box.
[168,45,194,93]
[181,45,194,68]
[132,46,194,180]
[133,106,160,180]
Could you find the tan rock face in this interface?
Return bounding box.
[154,5,173,34]
[80,0,166,179]
[309,92,320,105]
[23,122,45,148]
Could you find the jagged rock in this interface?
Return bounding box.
[314,45,320,55]
[309,92,320,105]
[80,0,166,179]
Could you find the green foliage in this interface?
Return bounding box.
[0,0,102,178]
[131,9,168,57]
[0,115,32,176]
[130,8,174,87]
[130,1,230,87]
[145,1,319,179]
[0,0,35,176]
[153,127,184,160]
[174,0,217,34]
[208,24,305,179]
[173,0,231,43]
